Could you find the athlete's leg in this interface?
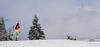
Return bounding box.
[16,30,19,41]
[16,30,19,37]
[16,33,18,37]
[12,30,16,36]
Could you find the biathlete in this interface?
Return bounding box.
[11,21,20,40]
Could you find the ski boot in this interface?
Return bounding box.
[8,38,13,41]
[16,37,17,41]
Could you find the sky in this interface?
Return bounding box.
[0,0,100,40]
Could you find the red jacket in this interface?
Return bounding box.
[15,26,20,30]
[15,23,20,30]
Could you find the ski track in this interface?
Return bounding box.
[0,40,100,47]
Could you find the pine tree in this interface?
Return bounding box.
[66,34,77,41]
[67,35,71,40]
[74,37,77,41]
[28,15,45,40]
[0,17,8,41]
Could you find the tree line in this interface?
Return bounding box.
[0,15,77,41]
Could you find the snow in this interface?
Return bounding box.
[0,40,100,47]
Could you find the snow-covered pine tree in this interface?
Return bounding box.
[28,15,45,40]
[0,17,8,41]
[66,34,77,41]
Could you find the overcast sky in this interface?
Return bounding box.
[0,0,100,40]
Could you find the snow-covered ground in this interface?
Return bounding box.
[0,40,100,47]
